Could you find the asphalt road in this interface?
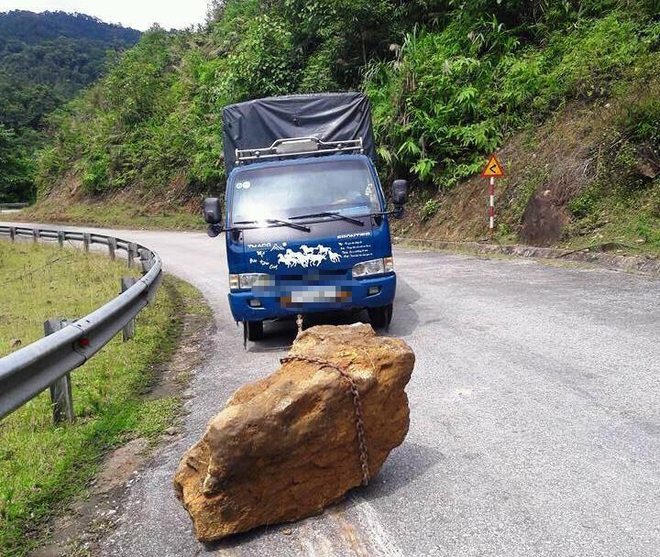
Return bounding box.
[14,225,660,556]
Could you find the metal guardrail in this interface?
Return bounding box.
[0,225,163,421]
[0,202,29,212]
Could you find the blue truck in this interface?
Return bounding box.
[203,93,408,341]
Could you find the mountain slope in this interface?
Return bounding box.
[0,10,140,203]
[28,1,660,252]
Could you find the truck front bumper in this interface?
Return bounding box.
[228,273,396,322]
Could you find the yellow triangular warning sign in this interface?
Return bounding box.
[481,155,505,178]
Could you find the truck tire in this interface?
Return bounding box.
[368,304,393,330]
[245,320,264,341]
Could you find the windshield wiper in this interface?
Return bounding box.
[267,218,310,232]
[289,211,364,227]
[233,219,310,232]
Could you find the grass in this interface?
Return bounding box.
[16,200,205,231]
[0,241,140,355]
[0,240,208,556]
[559,210,660,257]
[559,135,660,257]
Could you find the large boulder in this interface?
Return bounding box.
[173,323,415,542]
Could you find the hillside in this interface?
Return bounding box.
[0,10,140,203]
[28,1,660,252]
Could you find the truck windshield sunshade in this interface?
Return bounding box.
[222,93,377,173]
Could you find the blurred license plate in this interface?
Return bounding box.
[290,287,348,304]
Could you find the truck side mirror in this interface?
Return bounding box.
[203,198,223,237]
[392,180,408,205]
[203,198,223,225]
[391,179,408,219]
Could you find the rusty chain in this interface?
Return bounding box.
[280,353,371,486]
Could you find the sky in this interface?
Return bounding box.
[0,0,210,31]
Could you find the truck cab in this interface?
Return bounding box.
[203,94,407,340]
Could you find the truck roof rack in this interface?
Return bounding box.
[235,137,363,165]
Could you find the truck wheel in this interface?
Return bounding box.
[368,304,393,330]
[245,320,264,341]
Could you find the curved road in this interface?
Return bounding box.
[17,225,660,556]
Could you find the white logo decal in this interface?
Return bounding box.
[276,245,342,268]
[337,232,371,240]
[270,243,285,251]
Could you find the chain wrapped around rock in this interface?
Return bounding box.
[280,354,371,486]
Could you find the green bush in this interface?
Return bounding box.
[219,14,298,101]
[568,190,599,220]
[80,152,110,194]
[420,199,440,221]
[365,9,656,189]
[619,94,660,146]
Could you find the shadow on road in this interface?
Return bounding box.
[386,276,420,339]
[201,441,441,552]
[202,518,296,553]
[358,441,443,501]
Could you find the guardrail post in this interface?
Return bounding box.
[121,277,138,341]
[9,226,16,242]
[32,229,40,244]
[44,319,75,424]
[57,230,65,248]
[127,243,137,269]
[108,237,117,260]
[139,249,154,273]
[83,233,91,252]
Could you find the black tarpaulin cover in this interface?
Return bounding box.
[222,93,376,173]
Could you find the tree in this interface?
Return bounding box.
[0,125,34,203]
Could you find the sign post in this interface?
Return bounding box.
[481,154,505,236]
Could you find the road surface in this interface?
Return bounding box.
[12,225,660,556]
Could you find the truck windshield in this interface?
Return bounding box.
[230,159,382,225]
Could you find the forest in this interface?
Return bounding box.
[0,10,140,203]
[6,1,660,248]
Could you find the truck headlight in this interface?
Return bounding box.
[229,273,272,291]
[352,258,393,278]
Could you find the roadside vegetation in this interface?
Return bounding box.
[16,0,660,252]
[0,240,208,556]
[21,199,205,230]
